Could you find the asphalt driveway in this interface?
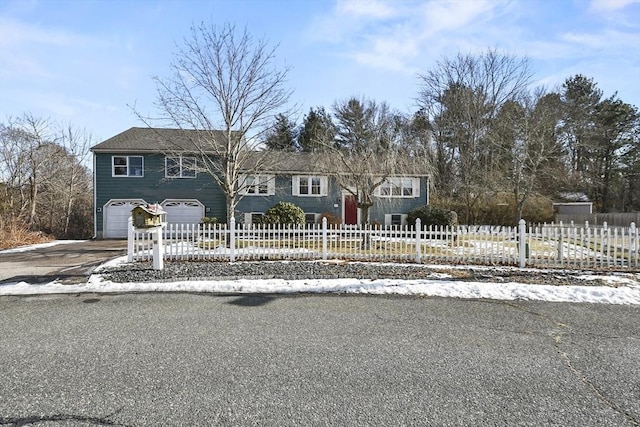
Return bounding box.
[0,240,126,284]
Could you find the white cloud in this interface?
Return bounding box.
[0,18,96,49]
[562,29,639,50]
[306,0,512,75]
[419,0,503,35]
[336,0,396,18]
[589,0,640,12]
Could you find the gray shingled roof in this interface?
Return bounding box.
[92,127,429,176]
[250,151,429,176]
[90,127,228,153]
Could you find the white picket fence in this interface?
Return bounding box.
[128,218,639,270]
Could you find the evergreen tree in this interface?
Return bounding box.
[264,113,298,151]
[297,107,336,152]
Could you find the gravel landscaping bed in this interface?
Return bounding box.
[98,260,639,287]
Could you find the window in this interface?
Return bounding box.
[293,176,327,197]
[385,213,408,227]
[305,213,320,225]
[377,177,419,198]
[244,212,264,224]
[112,156,143,177]
[165,157,196,178]
[242,175,274,195]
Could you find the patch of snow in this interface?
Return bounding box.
[1,259,638,305]
[2,255,638,304]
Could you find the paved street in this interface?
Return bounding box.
[1,293,638,426]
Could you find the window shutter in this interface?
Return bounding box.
[292,176,300,196]
[239,174,247,194]
[320,176,328,196]
[267,175,276,196]
[412,178,420,197]
[384,214,392,226]
[244,212,252,224]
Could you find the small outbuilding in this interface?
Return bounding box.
[552,202,593,215]
[132,204,167,229]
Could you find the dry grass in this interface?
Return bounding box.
[0,218,52,250]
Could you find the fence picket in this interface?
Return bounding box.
[127,219,638,269]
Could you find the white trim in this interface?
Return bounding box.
[376,177,420,198]
[160,199,205,225]
[103,198,147,238]
[240,174,275,196]
[244,212,264,224]
[165,156,197,179]
[384,213,408,227]
[293,175,328,197]
[305,212,321,225]
[111,155,144,177]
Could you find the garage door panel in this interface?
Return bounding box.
[161,200,204,225]
[103,199,146,238]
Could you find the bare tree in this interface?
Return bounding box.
[316,97,425,234]
[52,125,93,236]
[491,89,564,223]
[417,49,533,223]
[140,22,292,222]
[0,115,56,227]
[0,115,93,239]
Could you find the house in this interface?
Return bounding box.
[91,127,430,238]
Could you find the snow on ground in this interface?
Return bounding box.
[0,254,637,305]
[1,242,638,305]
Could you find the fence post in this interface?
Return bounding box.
[229,217,236,263]
[630,222,637,268]
[519,219,526,268]
[127,216,134,263]
[322,217,328,260]
[415,218,422,264]
[152,227,164,270]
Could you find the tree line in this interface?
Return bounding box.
[0,114,93,244]
[263,52,639,225]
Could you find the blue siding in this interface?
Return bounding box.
[94,153,226,235]
[95,151,429,233]
[236,175,428,224]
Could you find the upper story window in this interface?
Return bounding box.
[241,174,275,195]
[165,156,196,178]
[112,156,143,177]
[376,177,420,198]
[292,176,327,197]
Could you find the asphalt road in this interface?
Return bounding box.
[0,240,126,284]
[1,293,638,426]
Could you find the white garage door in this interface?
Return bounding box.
[103,199,146,238]
[161,200,205,226]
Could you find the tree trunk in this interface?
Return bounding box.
[358,202,372,249]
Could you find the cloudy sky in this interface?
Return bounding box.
[1,0,639,143]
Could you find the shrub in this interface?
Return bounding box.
[407,205,458,227]
[263,202,305,225]
[200,216,219,225]
[319,211,342,226]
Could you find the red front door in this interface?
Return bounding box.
[344,195,358,225]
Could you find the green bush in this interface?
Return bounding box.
[200,216,219,225]
[407,205,458,227]
[263,202,305,225]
